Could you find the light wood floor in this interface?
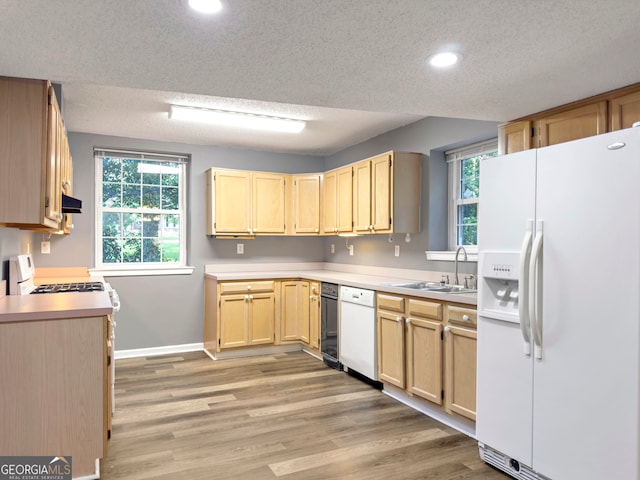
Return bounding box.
[102,351,509,480]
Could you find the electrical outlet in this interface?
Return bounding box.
[395,245,400,257]
[237,243,244,255]
[348,245,354,256]
[41,241,50,254]
[331,244,335,254]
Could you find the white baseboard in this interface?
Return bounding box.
[205,343,303,360]
[115,342,203,360]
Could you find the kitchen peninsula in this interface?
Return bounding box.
[0,278,114,479]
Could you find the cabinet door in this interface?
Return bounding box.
[60,123,73,234]
[353,160,372,233]
[280,281,309,343]
[281,281,302,342]
[293,174,321,234]
[219,294,249,348]
[298,283,310,344]
[371,154,392,232]
[213,170,251,234]
[610,89,640,131]
[336,166,353,233]
[538,101,607,147]
[252,172,286,234]
[322,170,337,234]
[498,120,533,155]
[444,325,477,421]
[45,86,62,226]
[249,293,275,345]
[377,310,405,388]
[309,282,320,349]
[406,317,442,405]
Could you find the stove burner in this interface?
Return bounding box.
[31,282,105,294]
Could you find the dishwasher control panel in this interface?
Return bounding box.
[340,286,375,307]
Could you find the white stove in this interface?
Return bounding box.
[9,254,120,414]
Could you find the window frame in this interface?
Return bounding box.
[94,148,191,275]
[447,139,498,252]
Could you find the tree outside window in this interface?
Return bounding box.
[96,150,187,268]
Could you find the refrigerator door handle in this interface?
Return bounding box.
[529,220,544,359]
[519,220,533,355]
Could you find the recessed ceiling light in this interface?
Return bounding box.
[168,105,306,134]
[188,0,222,14]
[428,52,460,68]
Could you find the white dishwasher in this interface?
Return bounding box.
[339,285,378,382]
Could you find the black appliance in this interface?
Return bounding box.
[320,282,341,370]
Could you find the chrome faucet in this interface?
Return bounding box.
[454,246,468,286]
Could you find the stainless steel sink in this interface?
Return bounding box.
[387,281,476,294]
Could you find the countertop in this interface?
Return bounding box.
[204,263,477,306]
[0,271,114,323]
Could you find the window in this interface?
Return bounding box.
[447,139,498,250]
[95,148,188,270]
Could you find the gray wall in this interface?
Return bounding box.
[1,115,498,350]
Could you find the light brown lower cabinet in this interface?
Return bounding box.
[204,278,321,356]
[0,315,110,477]
[280,280,310,343]
[217,281,276,349]
[309,281,320,349]
[377,292,477,421]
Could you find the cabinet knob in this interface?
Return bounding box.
[444,326,451,333]
[395,316,403,323]
[462,314,470,322]
[315,228,319,233]
[405,318,411,325]
[247,285,252,290]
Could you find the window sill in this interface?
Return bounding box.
[89,266,195,277]
[425,251,478,262]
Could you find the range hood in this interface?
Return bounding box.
[62,194,82,213]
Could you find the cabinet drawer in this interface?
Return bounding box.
[408,298,442,321]
[445,304,477,327]
[377,293,405,313]
[219,281,275,295]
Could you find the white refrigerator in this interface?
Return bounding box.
[476,127,640,480]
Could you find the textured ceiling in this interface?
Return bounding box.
[1,0,639,155]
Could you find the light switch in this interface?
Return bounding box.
[394,245,400,257]
[237,243,244,255]
[41,241,50,254]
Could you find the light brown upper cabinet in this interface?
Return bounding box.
[292,174,321,234]
[352,151,422,235]
[609,88,640,131]
[498,121,533,155]
[0,77,70,230]
[537,101,607,148]
[498,82,640,155]
[206,168,286,236]
[322,166,353,234]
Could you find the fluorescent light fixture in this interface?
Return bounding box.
[169,105,306,133]
[188,0,222,14]
[428,51,460,68]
